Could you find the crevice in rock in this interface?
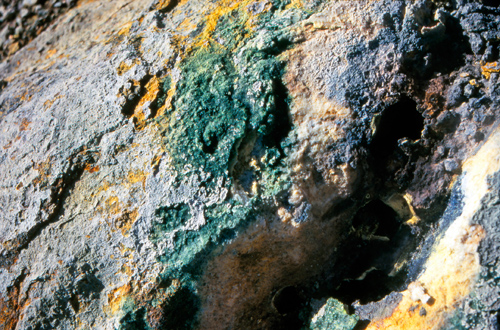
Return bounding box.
[69,293,80,314]
[353,320,370,330]
[264,78,293,152]
[0,148,99,269]
[150,75,168,119]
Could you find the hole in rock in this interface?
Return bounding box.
[326,200,416,305]
[370,97,423,160]
[202,132,219,154]
[483,0,500,7]
[272,286,306,330]
[272,286,304,315]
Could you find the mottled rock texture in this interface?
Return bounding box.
[1,0,500,329]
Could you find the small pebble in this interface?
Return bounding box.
[444,159,459,172]
[420,307,427,317]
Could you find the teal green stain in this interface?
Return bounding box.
[308,299,359,330]
[145,2,322,328]
[150,204,191,243]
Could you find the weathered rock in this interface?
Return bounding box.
[0,0,500,329]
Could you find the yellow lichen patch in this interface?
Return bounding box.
[155,0,175,11]
[285,0,303,9]
[107,284,132,315]
[96,180,112,193]
[367,127,500,330]
[178,17,198,32]
[105,196,121,216]
[119,264,133,276]
[43,94,64,109]
[117,58,141,76]
[17,88,35,102]
[188,0,264,51]
[127,169,147,190]
[118,22,133,36]
[156,77,176,118]
[99,196,139,236]
[45,49,58,59]
[481,61,500,79]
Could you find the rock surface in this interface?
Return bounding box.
[0,0,500,329]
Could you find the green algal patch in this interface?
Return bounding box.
[142,2,321,328]
[150,203,191,241]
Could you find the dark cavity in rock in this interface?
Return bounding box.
[329,200,415,305]
[370,97,423,162]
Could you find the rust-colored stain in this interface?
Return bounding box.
[43,93,64,109]
[3,141,12,150]
[285,0,303,9]
[32,158,53,187]
[0,272,30,330]
[19,118,31,131]
[423,76,446,115]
